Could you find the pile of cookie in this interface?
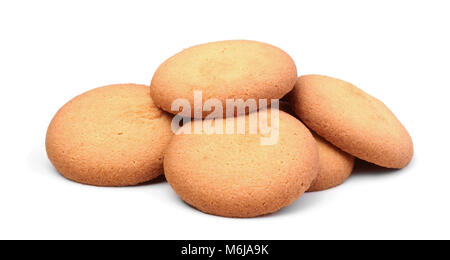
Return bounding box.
[46,40,413,218]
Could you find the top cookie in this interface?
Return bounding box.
[151,40,297,118]
[289,75,413,169]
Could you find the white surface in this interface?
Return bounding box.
[1,0,449,240]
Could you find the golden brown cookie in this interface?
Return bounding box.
[308,133,355,192]
[164,110,319,218]
[289,75,413,168]
[46,84,173,186]
[151,40,297,118]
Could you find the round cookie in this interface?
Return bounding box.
[164,109,319,218]
[151,40,297,118]
[308,133,355,192]
[289,75,413,168]
[46,84,173,186]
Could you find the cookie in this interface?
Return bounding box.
[46,84,173,186]
[289,75,413,168]
[308,133,355,192]
[164,109,319,218]
[151,40,297,118]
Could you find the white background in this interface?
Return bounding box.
[1,0,449,240]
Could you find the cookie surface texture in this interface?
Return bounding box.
[164,110,319,218]
[46,84,173,186]
[289,75,413,168]
[151,40,297,117]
